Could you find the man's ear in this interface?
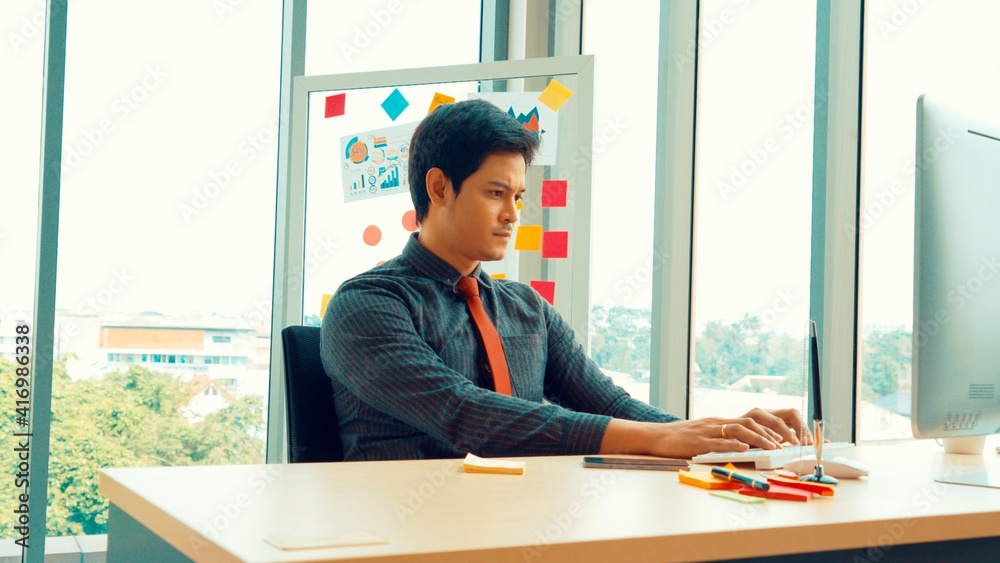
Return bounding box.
[425,167,449,207]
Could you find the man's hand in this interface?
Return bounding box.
[740,407,813,447]
[599,408,812,459]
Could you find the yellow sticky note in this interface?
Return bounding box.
[514,225,542,251]
[320,293,334,317]
[463,453,525,475]
[490,273,506,279]
[428,92,456,113]
[516,199,524,210]
[537,79,573,111]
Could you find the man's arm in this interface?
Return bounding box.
[529,288,810,457]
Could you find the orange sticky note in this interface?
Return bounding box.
[541,180,568,208]
[514,225,542,251]
[320,293,334,317]
[537,79,573,111]
[490,272,506,279]
[678,470,742,490]
[428,92,455,113]
[529,280,556,305]
[541,231,568,259]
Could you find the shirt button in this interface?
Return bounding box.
[484,364,491,374]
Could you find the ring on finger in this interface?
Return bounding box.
[721,424,728,439]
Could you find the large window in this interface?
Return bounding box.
[690,0,817,419]
[858,0,1000,440]
[0,0,45,542]
[305,1,482,75]
[582,1,660,404]
[1,0,283,540]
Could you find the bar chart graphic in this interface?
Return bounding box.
[348,172,366,193]
[380,167,400,189]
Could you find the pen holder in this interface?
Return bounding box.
[800,420,838,485]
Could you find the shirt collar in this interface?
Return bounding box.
[402,233,496,292]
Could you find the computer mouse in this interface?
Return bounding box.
[783,456,870,479]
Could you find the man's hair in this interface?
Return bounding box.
[408,98,540,223]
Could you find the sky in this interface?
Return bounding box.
[4,0,1000,339]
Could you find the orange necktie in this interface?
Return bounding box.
[456,276,512,396]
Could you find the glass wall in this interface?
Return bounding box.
[582,1,660,404]
[859,0,1000,440]
[8,0,283,539]
[689,0,817,419]
[0,0,46,543]
[305,1,482,75]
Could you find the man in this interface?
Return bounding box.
[321,98,808,461]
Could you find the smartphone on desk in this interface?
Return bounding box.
[583,456,689,471]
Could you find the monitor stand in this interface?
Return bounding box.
[942,436,987,455]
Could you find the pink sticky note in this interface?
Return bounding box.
[529,280,556,305]
[541,231,569,259]
[541,180,568,208]
[325,93,346,118]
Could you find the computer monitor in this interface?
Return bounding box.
[912,94,1000,456]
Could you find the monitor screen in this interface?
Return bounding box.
[912,94,1000,454]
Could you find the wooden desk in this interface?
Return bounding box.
[99,441,1000,562]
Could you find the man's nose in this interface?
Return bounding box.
[502,198,519,223]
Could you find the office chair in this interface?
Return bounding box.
[280,325,345,462]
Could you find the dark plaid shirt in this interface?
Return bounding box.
[321,234,678,461]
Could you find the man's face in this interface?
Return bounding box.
[431,152,526,273]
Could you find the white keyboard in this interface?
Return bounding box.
[691,442,855,470]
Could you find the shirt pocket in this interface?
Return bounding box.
[501,334,546,402]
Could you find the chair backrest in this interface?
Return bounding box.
[280,325,344,462]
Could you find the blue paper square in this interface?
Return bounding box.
[381,88,409,121]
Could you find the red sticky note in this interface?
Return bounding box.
[529,280,556,305]
[325,93,346,118]
[541,231,569,259]
[766,475,835,496]
[738,484,811,502]
[541,180,568,208]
